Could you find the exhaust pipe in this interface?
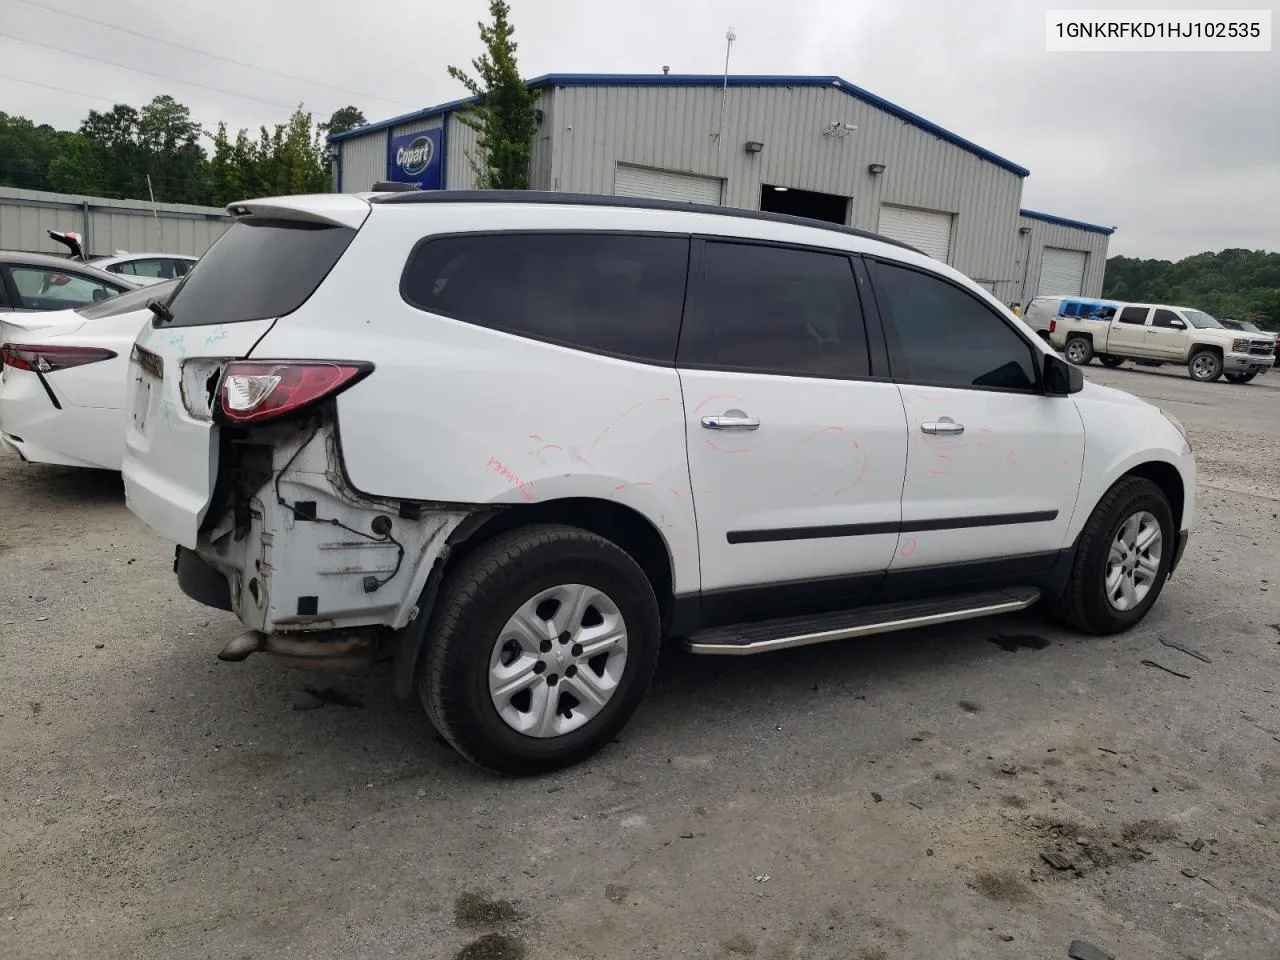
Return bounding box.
[216,628,381,671]
[217,630,265,661]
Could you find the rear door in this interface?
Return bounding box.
[1108,305,1151,354]
[678,238,908,607]
[122,200,368,547]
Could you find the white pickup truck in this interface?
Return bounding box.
[1050,302,1276,383]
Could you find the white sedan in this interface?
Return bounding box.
[0,281,176,471]
[87,252,198,286]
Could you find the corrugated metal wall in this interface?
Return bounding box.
[548,84,1026,303]
[1015,214,1110,305]
[338,130,388,193]
[0,187,229,257]
[445,113,479,190]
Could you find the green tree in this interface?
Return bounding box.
[447,0,538,189]
[321,106,367,137]
[47,137,108,195]
[1104,249,1280,331]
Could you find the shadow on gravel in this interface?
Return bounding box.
[0,460,123,504]
[108,608,1064,797]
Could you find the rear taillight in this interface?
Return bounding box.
[218,361,371,424]
[1,343,117,373]
[1049,319,1057,334]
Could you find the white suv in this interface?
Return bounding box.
[122,192,1196,776]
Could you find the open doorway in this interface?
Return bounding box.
[760,184,849,225]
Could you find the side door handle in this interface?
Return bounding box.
[921,417,964,436]
[701,414,760,431]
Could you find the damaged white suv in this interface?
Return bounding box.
[123,191,1195,776]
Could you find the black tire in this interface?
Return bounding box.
[1224,371,1258,384]
[1188,349,1223,382]
[1051,476,1174,635]
[1064,336,1094,366]
[1099,356,1124,368]
[418,523,661,776]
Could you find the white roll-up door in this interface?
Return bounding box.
[1036,247,1087,296]
[877,205,954,262]
[614,164,723,205]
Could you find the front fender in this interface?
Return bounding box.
[1066,395,1195,546]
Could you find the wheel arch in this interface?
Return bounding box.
[1121,460,1185,533]
[393,497,680,699]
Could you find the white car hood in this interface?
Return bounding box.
[1076,378,1154,411]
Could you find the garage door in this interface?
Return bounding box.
[1037,247,1087,296]
[877,205,953,262]
[614,164,723,205]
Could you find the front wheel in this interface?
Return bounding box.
[1051,476,1174,635]
[1099,356,1125,368]
[1224,371,1258,384]
[1188,349,1223,382]
[1064,336,1094,365]
[419,524,661,776]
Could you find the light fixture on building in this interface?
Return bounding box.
[772,185,789,192]
[1018,226,1032,235]
[744,140,764,153]
[867,163,885,175]
[823,120,856,139]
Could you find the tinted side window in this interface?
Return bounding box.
[1119,306,1149,325]
[679,241,869,379]
[402,233,689,363]
[1151,309,1182,329]
[871,260,1038,391]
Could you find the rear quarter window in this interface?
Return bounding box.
[400,232,690,364]
[162,219,356,328]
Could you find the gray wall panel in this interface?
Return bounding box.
[1016,214,1111,304]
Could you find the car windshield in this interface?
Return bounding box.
[1239,321,1262,333]
[1182,309,1221,329]
[74,278,177,319]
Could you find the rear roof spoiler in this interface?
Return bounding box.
[225,194,373,230]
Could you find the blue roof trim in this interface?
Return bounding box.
[1020,208,1116,235]
[329,73,1030,177]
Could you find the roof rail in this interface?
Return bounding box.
[369,190,925,257]
[371,181,421,192]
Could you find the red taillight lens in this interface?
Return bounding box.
[1,343,117,373]
[1049,319,1057,334]
[218,361,370,424]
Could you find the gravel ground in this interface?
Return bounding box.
[3,365,1279,960]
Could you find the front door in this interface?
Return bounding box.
[1145,307,1188,359]
[678,239,908,604]
[864,258,1085,575]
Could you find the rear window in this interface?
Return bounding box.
[162,219,355,328]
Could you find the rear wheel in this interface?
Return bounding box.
[1052,476,1174,635]
[1099,356,1125,368]
[1188,349,1223,382]
[1064,336,1094,365]
[419,524,661,776]
[1224,371,1258,384]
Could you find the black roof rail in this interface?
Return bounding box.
[368,189,926,257]
[371,181,421,192]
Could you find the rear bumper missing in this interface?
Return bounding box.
[175,546,232,611]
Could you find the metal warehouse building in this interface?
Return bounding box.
[330,74,1114,306]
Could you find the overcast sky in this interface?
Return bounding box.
[2,0,1276,259]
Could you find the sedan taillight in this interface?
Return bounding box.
[1,343,117,373]
[218,361,372,425]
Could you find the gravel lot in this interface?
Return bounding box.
[3,366,1279,960]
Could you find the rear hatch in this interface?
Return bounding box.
[121,195,369,547]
